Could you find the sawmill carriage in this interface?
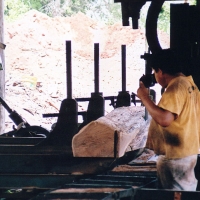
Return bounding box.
[0,0,200,199]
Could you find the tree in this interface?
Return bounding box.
[4,0,29,22]
[4,0,122,24]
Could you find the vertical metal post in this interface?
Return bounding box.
[94,43,99,93]
[122,45,126,92]
[86,43,104,123]
[66,40,72,99]
[114,131,118,158]
[0,0,5,133]
[116,45,131,108]
[48,40,78,147]
[144,48,151,121]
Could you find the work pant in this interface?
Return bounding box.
[157,154,198,191]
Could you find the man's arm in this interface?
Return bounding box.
[137,82,176,127]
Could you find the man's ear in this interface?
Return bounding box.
[158,68,164,75]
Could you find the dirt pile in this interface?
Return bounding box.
[4,10,169,132]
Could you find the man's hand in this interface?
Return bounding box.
[137,81,149,101]
[136,81,175,127]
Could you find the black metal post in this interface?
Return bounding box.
[86,43,105,124]
[122,45,126,92]
[94,43,99,93]
[116,45,131,108]
[66,40,72,99]
[48,40,78,147]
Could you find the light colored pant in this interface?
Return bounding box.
[157,155,198,191]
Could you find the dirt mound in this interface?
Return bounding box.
[4,10,169,132]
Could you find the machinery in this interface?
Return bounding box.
[0,97,50,138]
[0,0,200,199]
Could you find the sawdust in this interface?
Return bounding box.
[3,10,170,132]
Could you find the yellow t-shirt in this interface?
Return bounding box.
[146,76,200,159]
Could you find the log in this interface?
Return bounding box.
[72,106,151,158]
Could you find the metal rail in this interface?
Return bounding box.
[31,166,157,200]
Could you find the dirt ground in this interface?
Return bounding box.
[3,10,170,132]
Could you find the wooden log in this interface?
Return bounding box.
[72,106,151,158]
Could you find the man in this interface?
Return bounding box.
[137,49,200,191]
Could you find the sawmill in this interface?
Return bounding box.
[0,0,200,199]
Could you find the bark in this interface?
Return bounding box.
[72,106,151,158]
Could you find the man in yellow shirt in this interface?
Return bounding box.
[137,49,200,191]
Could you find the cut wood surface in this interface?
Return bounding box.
[72,106,151,158]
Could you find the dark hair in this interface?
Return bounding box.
[149,49,181,75]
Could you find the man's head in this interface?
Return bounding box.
[149,49,181,75]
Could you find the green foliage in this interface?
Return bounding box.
[92,1,122,25]
[4,0,197,27]
[4,0,122,24]
[5,0,30,22]
[139,2,170,34]
[63,0,122,25]
[158,2,170,34]
[64,0,92,16]
[23,0,49,10]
